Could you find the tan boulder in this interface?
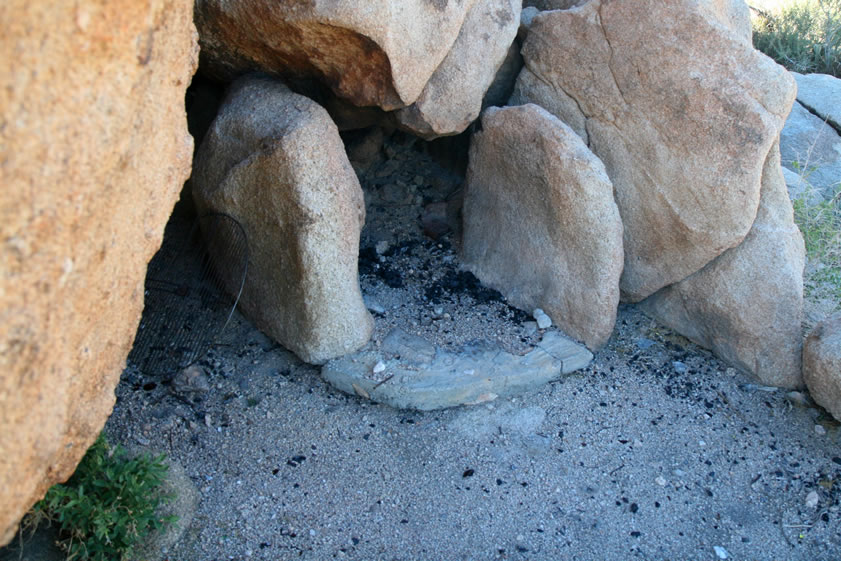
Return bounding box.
[194,0,479,110]
[803,313,841,421]
[701,0,752,41]
[192,76,373,365]
[0,0,196,545]
[640,144,806,388]
[394,0,521,138]
[513,0,794,301]
[462,105,624,350]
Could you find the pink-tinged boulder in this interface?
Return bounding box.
[702,0,752,41]
[641,144,806,389]
[192,76,373,365]
[462,105,624,350]
[395,0,521,138]
[512,0,794,301]
[194,0,479,111]
[803,313,841,421]
[0,0,197,545]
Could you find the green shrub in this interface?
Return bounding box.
[30,434,175,561]
[751,0,841,77]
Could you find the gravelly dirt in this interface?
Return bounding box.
[98,134,841,561]
[105,302,841,561]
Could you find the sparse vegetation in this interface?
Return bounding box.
[751,0,841,77]
[793,186,841,305]
[24,434,175,561]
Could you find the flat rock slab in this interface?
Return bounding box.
[793,72,841,133]
[322,329,592,410]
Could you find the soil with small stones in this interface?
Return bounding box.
[21,132,841,561]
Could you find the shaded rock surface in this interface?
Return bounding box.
[523,0,588,9]
[194,0,479,110]
[512,0,794,301]
[322,329,592,410]
[780,101,841,200]
[394,0,520,138]
[192,76,372,365]
[641,144,805,389]
[793,72,841,133]
[803,313,841,421]
[0,0,196,545]
[462,105,623,350]
[481,39,524,110]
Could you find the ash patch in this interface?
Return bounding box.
[355,131,542,355]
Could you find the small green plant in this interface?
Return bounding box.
[751,0,841,77]
[793,186,841,304]
[28,434,175,561]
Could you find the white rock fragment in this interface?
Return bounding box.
[373,361,386,374]
[713,545,729,559]
[533,309,552,329]
[815,424,827,436]
[806,490,819,508]
[375,240,390,255]
[655,476,667,487]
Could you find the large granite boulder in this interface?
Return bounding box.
[780,101,841,201]
[641,144,806,389]
[462,105,624,350]
[194,0,479,111]
[511,0,794,301]
[192,76,373,365]
[0,0,197,545]
[395,0,521,138]
[803,313,841,421]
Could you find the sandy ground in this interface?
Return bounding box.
[103,134,841,560]
[100,302,841,561]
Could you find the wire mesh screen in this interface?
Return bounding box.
[128,212,248,376]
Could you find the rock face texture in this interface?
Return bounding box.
[641,144,806,389]
[462,105,624,350]
[803,313,841,421]
[194,0,479,111]
[702,0,752,40]
[512,0,794,301]
[394,0,520,138]
[0,0,197,546]
[193,76,373,365]
[793,72,841,132]
[780,101,841,201]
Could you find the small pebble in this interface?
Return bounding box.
[533,309,552,329]
[636,338,655,350]
[815,424,826,436]
[785,391,809,407]
[713,545,729,559]
[806,490,819,508]
[373,361,386,374]
[655,476,667,486]
[672,361,687,374]
[375,240,390,255]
